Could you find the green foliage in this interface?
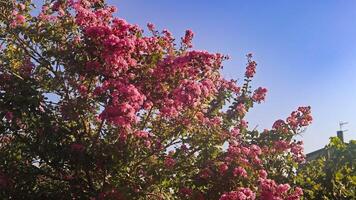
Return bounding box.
[296,137,356,199]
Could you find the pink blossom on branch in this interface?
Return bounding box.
[252,87,268,103]
[245,55,257,78]
[220,187,256,200]
[182,29,194,48]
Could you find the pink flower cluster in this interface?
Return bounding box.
[220,188,256,200]
[10,9,25,27]
[273,106,312,134]
[98,82,146,129]
[286,106,313,130]
[236,103,247,116]
[259,178,303,200]
[233,166,247,177]
[182,30,194,48]
[245,54,257,78]
[252,87,267,103]
[152,51,224,118]
[48,0,232,131]
[226,141,263,169]
[290,141,305,163]
[161,79,215,117]
[164,156,176,168]
[270,140,305,163]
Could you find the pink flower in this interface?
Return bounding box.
[144,140,151,149]
[164,156,176,168]
[143,101,153,110]
[290,141,306,163]
[182,29,194,48]
[272,119,288,133]
[252,87,267,103]
[228,145,241,155]
[274,140,290,151]
[245,61,257,78]
[259,178,277,199]
[236,103,246,116]
[210,116,222,126]
[85,25,112,38]
[233,166,247,178]
[276,184,291,194]
[259,170,268,179]
[161,29,173,45]
[18,3,26,11]
[294,187,303,196]
[231,127,240,137]
[78,84,88,96]
[147,22,155,32]
[240,120,248,129]
[134,130,149,138]
[253,156,262,166]
[15,15,26,25]
[10,12,26,27]
[250,144,262,155]
[286,106,312,129]
[220,188,256,200]
[11,10,18,16]
[239,158,249,166]
[241,147,250,155]
[219,163,229,174]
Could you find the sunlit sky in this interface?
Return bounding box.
[110,0,356,153]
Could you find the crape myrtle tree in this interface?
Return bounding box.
[0,0,312,199]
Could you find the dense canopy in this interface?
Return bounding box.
[0,1,313,199]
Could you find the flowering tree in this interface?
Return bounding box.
[0,0,312,199]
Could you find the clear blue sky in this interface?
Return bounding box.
[109,0,356,153]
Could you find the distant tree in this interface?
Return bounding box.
[296,137,356,199]
[0,0,312,199]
